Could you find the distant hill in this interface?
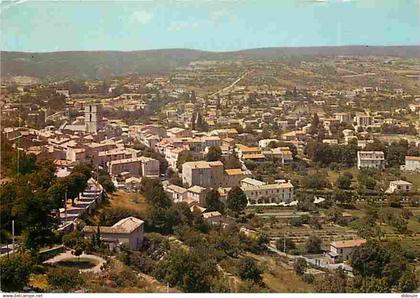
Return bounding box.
[1,46,419,81]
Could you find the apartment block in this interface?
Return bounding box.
[357,151,385,169]
[240,178,294,205]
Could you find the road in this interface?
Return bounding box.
[210,71,248,97]
[266,244,353,273]
[0,243,17,256]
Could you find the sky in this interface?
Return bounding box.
[0,0,419,52]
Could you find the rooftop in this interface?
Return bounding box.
[188,185,207,194]
[83,216,144,234]
[390,180,412,185]
[406,156,420,161]
[331,239,366,248]
[224,168,244,176]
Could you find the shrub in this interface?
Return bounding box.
[238,257,262,283]
[47,267,85,292]
[294,258,307,275]
[336,174,352,190]
[0,253,34,292]
[275,237,296,252]
[302,273,315,283]
[388,197,402,208]
[305,235,322,254]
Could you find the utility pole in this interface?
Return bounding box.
[64,190,68,222]
[12,220,15,252]
[283,231,286,254]
[16,146,20,175]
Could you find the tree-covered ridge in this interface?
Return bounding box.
[2,46,419,80]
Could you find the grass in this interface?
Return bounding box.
[91,190,149,224]
[28,274,50,291]
[83,258,179,293]
[263,271,314,293]
[407,217,420,234]
[247,253,314,293]
[326,168,358,186]
[108,191,149,214]
[403,172,420,190]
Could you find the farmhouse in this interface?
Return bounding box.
[83,217,144,250]
[328,239,366,262]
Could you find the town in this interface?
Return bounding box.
[1,51,419,293]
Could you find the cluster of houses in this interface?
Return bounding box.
[2,76,419,261]
[3,103,161,190]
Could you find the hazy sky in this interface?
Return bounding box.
[1,0,419,52]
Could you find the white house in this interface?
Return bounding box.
[385,180,413,194]
[401,156,420,172]
[164,184,188,202]
[83,217,144,250]
[328,239,366,262]
[357,151,385,169]
[240,178,294,205]
[258,139,279,148]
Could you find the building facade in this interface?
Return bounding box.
[357,151,385,169]
[402,156,420,172]
[328,239,366,262]
[182,160,224,188]
[241,178,294,205]
[83,217,144,250]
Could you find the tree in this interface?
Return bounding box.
[176,150,195,172]
[331,190,352,206]
[309,113,320,135]
[351,241,388,277]
[261,128,271,139]
[72,164,92,180]
[302,174,329,189]
[226,186,248,213]
[336,173,352,190]
[66,172,89,204]
[141,178,171,209]
[350,240,416,290]
[222,153,242,169]
[167,169,183,186]
[358,172,377,190]
[238,257,262,283]
[389,216,408,234]
[29,159,57,191]
[0,253,33,292]
[153,248,219,292]
[98,169,116,193]
[294,258,307,275]
[295,193,316,212]
[315,269,348,293]
[12,189,58,249]
[206,146,222,162]
[305,235,322,253]
[398,268,418,292]
[205,189,224,213]
[355,276,391,293]
[275,237,296,252]
[386,140,408,167]
[304,141,357,167]
[290,216,304,227]
[208,226,243,258]
[47,267,85,292]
